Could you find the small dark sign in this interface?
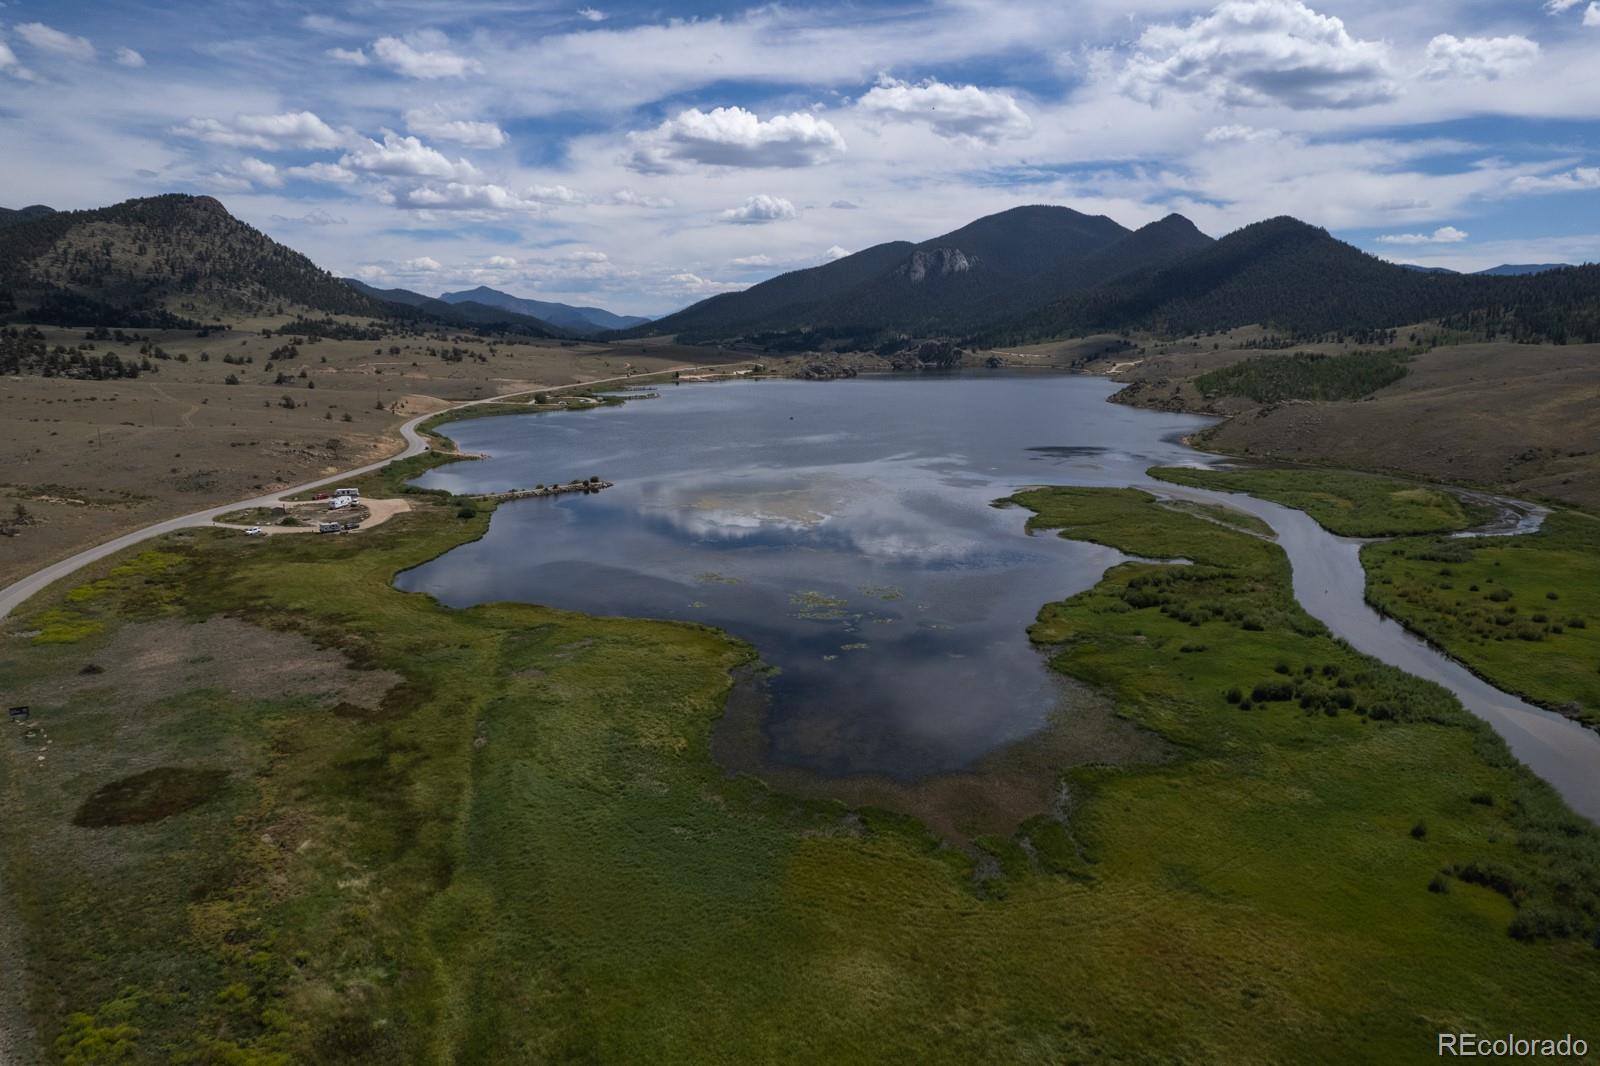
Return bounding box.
[8,706,30,722]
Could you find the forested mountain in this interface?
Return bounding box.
[989,217,1600,344]
[633,205,1204,343]
[0,194,379,325]
[634,204,1600,350]
[343,280,564,337]
[439,286,649,333]
[0,205,55,230]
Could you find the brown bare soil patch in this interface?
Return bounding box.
[16,617,401,713]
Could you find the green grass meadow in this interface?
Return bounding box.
[1364,511,1600,730]
[1,479,1597,1063]
[1150,465,1493,537]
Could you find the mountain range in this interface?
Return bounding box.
[438,286,649,333]
[2,194,1596,347]
[1399,262,1572,277]
[340,278,567,337]
[629,205,1599,348]
[638,206,1215,343]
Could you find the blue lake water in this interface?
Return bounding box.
[396,374,1216,779]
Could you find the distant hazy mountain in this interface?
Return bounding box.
[344,279,564,337]
[0,205,56,229]
[439,286,649,334]
[1396,263,1459,275]
[0,194,377,326]
[637,205,1214,342]
[1475,263,1573,277]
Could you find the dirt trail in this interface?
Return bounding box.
[148,384,200,428]
[0,362,740,624]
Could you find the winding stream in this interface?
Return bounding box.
[1155,483,1600,821]
[398,373,1600,820]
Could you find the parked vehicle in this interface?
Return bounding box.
[317,522,343,534]
[243,526,263,536]
[334,487,360,498]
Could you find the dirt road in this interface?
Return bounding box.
[0,366,738,622]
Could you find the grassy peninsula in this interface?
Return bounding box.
[1149,465,1494,536]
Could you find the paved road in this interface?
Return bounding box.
[0,366,740,623]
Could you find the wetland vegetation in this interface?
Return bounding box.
[1150,465,1494,537]
[1365,511,1600,731]
[4,451,1599,1063]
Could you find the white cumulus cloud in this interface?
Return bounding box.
[1376,226,1469,245]
[1122,0,1396,110]
[822,245,851,261]
[16,22,94,61]
[391,182,547,212]
[664,272,745,295]
[238,158,283,188]
[113,46,145,68]
[485,255,519,268]
[175,111,344,150]
[856,76,1031,144]
[719,194,798,224]
[371,32,480,78]
[1422,35,1538,80]
[577,6,607,20]
[404,108,508,149]
[342,134,481,180]
[1587,3,1600,26]
[327,47,369,66]
[611,188,675,208]
[401,256,442,272]
[285,162,357,184]
[628,106,846,172]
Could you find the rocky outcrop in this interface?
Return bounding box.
[900,247,975,283]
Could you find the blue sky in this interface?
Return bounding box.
[2,0,1598,316]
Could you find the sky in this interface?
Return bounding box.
[1,0,1598,317]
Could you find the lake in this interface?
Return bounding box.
[398,372,1600,818]
[397,373,1213,779]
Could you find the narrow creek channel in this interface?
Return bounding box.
[1155,482,1600,823]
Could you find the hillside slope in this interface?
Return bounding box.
[0,194,379,325]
